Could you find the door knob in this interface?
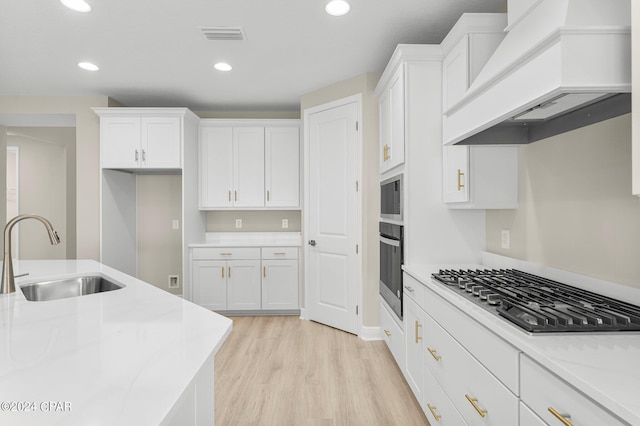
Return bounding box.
[308,240,317,246]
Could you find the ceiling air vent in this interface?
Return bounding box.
[199,26,246,41]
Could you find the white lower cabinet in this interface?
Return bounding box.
[520,355,627,426]
[519,402,546,426]
[191,246,299,312]
[379,300,405,372]
[423,364,466,425]
[261,247,299,310]
[403,272,519,425]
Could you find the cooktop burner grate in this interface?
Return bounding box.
[431,269,640,333]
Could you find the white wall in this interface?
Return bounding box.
[487,114,640,288]
[0,96,112,260]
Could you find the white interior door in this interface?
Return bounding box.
[306,99,359,335]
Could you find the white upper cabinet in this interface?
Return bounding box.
[265,127,300,208]
[96,111,182,170]
[443,145,518,209]
[441,14,507,114]
[199,119,301,210]
[378,63,405,173]
[233,127,265,207]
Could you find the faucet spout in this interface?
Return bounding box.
[1,215,61,294]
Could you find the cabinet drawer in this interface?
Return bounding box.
[261,247,298,260]
[423,363,467,425]
[519,402,546,426]
[379,300,405,371]
[403,273,425,307]
[424,283,519,394]
[521,355,626,426]
[423,312,518,426]
[192,247,260,260]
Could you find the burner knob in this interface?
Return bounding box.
[478,289,492,300]
[465,282,476,293]
[486,293,501,305]
[472,285,484,296]
[457,278,471,289]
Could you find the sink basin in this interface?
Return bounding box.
[20,276,124,302]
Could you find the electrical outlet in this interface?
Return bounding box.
[501,229,511,250]
[172,219,179,230]
[235,219,242,229]
[282,219,288,229]
[168,275,179,289]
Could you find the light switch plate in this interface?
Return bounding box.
[172,219,179,230]
[235,219,242,229]
[282,219,288,229]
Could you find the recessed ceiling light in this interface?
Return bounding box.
[60,0,92,13]
[78,62,99,71]
[214,62,232,72]
[325,0,350,16]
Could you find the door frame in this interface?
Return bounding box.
[302,94,363,336]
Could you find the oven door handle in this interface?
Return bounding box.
[380,236,400,247]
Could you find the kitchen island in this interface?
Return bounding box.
[0,260,232,426]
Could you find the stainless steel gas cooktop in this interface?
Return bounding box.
[431,269,640,333]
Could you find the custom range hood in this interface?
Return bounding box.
[443,0,631,145]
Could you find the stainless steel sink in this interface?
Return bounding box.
[20,276,124,302]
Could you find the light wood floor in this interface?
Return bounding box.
[215,316,429,426]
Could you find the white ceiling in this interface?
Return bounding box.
[0,0,506,112]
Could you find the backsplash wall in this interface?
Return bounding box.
[206,210,302,232]
[486,114,640,289]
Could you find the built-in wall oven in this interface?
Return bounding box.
[380,222,404,319]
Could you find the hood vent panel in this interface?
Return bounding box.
[199,26,246,41]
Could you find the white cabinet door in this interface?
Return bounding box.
[100,117,141,168]
[141,117,181,168]
[227,259,261,310]
[404,295,424,405]
[261,259,298,310]
[233,127,265,207]
[380,64,405,173]
[192,260,227,311]
[200,127,234,208]
[265,126,300,208]
[443,145,470,203]
[443,145,519,209]
[379,300,405,373]
[443,36,469,112]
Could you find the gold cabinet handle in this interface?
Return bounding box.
[142,149,146,162]
[228,266,231,278]
[234,190,237,202]
[415,320,422,343]
[267,190,270,202]
[548,407,574,426]
[457,168,465,191]
[427,403,442,421]
[263,266,266,278]
[383,329,391,337]
[427,347,441,361]
[273,252,286,255]
[228,190,231,202]
[220,253,233,256]
[135,149,139,162]
[221,266,225,278]
[465,395,487,418]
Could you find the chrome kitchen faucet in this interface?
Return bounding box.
[1,214,61,294]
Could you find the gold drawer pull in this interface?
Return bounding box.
[415,320,422,343]
[267,190,270,201]
[427,403,442,421]
[427,347,441,361]
[383,329,391,337]
[228,190,231,202]
[228,267,231,278]
[457,168,465,191]
[263,266,266,278]
[220,253,233,256]
[465,394,487,418]
[221,267,224,278]
[273,252,286,255]
[548,407,574,426]
[235,190,237,201]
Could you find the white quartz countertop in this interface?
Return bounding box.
[0,260,232,426]
[189,232,302,247]
[403,262,640,426]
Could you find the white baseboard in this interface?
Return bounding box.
[359,325,382,341]
[299,308,308,320]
